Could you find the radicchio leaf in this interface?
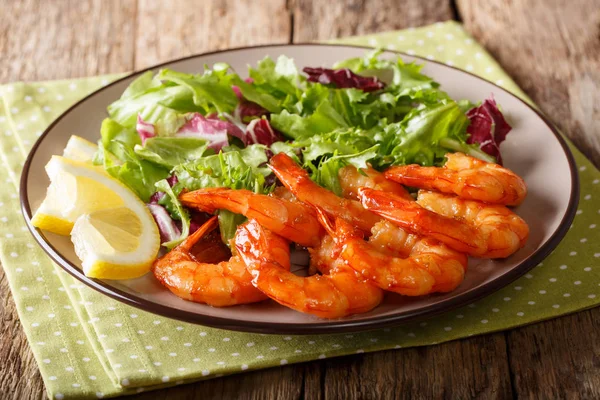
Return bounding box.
[175,113,245,151]
[246,118,283,147]
[466,96,512,164]
[147,203,181,244]
[149,191,165,204]
[166,174,179,187]
[149,175,177,204]
[303,67,385,92]
[235,101,269,123]
[231,85,243,100]
[136,114,156,145]
[232,85,270,123]
[189,210,212,235]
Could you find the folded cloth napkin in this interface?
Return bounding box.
[1,21,599,400]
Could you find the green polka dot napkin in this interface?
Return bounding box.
[1,21,599,400]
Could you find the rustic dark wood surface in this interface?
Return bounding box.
[1,0,599,398]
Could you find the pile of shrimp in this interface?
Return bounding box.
[152,152,529,319]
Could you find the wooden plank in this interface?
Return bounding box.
[129,333,512,400]
[0,1,137,398]
[132,364,305,400]
[291,0,454,41]
[318,335,512,399]
[504,311,600,399]
[457,0,600,166]
[457,0,600,397]
[0,0,137,82]
[135,0,292,69]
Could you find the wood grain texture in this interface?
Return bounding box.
[0,0,137,83]
[127,334,512,400]
[291,0,454,41]
[317,334,512,400]
[458,0,600,398]
[457,0,600,167]
[1,0,599,399]
[505,310,600,399]
[135,0,291,69]
[0,2,136,398]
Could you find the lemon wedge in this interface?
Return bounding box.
[62,135,99,162]
[31,156,125,234]
[31,156,160,279]
[71,207,159,279]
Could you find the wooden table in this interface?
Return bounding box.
[1,0,599,398]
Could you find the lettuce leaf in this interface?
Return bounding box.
[174,113,243,151]
[249,55,304,99]
[157,66,239,115]
[154,179,190,249]
[134,137,209,168]
[98,51,512,249]
[271,101,348,140]
[334,49,438,92]
[310,145,380,195]
[303,67,385,92]
[97,118,169,202]
[108,85,196,127]
[384,100,471,166]
[465,96,512,164]
[170,145,272,244]
[231,77,282,113]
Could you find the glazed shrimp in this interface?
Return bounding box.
[269,153,380,232]
[359,188,529,259]
[179,188,322,247]
[337,165,426,257]
[338,165,413,201]
[153,216,290,306]
[317,209,467,295]
[385,152,527,206]
[235,219,384,318]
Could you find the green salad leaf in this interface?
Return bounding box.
[134,137,210,168]
[157,66,239,116]
[384,99,471,166]
[170,145,272,244]
[249,55,304,99]
[310,145,380,195]
[98,50,507,248]
[96,118,169,202]
[155,179,190,249]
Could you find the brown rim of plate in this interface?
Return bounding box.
[19,43,580,334]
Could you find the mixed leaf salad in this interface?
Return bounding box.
[93,49,511,249]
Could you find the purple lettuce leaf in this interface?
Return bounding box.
[136,114,156,144]
[466,96,512,164]
[235,101,269,123]
[147,204,181,244]
[149,191,165,204]
[175,113,246,151]
[232,85,270,123]
[303,67,385,92]
[245,118,283,147]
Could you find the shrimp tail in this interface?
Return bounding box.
[358,187,486,256]
[177,216,219,252]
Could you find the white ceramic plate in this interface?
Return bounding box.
[21,44,578,334]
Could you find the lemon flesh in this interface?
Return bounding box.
[31,157,124,234]
[62,135,98,162]
[31,155,160,279]
[72,207,158,280]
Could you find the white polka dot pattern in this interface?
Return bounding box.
[0,22,598,399]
